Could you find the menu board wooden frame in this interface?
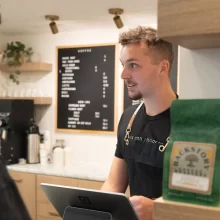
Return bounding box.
[55,43,119,135]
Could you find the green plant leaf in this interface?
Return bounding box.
[7,51,14,57]
[8,61,15,66]
[4,41,33,86]
[15,41,22,46]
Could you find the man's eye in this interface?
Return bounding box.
[130,63,138,68]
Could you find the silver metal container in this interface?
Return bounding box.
[27,119,40,164]
[27,134,40,163]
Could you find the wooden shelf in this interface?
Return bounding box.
[153,197,220,220]
[0,62,52,73]
[0,97,52,105]
[158,0,220,49]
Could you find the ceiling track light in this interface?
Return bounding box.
[45,15,59,34]
[109,8,124,29]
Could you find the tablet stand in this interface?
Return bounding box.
[62,206,112,220]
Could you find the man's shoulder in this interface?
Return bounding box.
[123,104,141,117]
[119,104,143,128]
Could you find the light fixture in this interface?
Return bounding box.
[109,8,124,29]
[45,15,59,34]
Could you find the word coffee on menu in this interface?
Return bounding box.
[57,45,116,133]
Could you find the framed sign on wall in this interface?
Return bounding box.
[56,43,119,134]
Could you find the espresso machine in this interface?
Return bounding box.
[0,99,34,165]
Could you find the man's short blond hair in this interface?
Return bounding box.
[119,26,174,75]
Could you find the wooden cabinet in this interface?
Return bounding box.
[8,171,130,220]
[37,175,78,220]
[153,197,220,220]
[37,203,60,220]
[37,175,77,203]
[158,0,220,49]
[77,179,104,190]
[9,170,36,220]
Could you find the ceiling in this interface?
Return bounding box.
[0,0,157,35]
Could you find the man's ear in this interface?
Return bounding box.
[160,60,170,76]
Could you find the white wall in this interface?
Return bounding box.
[178,47,220,99]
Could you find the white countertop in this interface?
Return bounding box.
[6,163,108,182]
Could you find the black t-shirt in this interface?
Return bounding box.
[115,104,171,199]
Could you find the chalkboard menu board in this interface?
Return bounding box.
[123,46,179,110]
[56,44,118,134]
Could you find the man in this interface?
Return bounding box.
[101,26,177,220]
[0,157,31,220]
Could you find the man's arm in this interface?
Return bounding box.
[101,157,128,193]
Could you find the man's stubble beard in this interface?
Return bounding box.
[128,92,142,101]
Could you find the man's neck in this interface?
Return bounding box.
[143,87,177,116]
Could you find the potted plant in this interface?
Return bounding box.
[2,41,33,84]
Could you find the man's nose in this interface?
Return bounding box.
[121,68,131,79]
